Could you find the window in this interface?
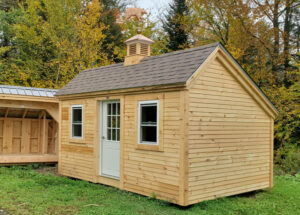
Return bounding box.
[71,105,83,138]
[106,102,120,141]
[139,100,159,145]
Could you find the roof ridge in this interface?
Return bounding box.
[81,42,220,72]
[142,42,220,62]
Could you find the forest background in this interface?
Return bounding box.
[0,0,299,174]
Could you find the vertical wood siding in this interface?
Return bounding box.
[0,118,57,155]
[187,58,272,204]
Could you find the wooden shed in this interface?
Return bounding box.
[0,85,59,165]
[56,34,278,206]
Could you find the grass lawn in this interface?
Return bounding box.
[0,165,299,215]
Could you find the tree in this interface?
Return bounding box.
[163,0,190,51]
[99,0,127,63]
[0,0,109,88]
[251,0,300,74]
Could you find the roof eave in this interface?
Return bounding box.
[56,82,187,99]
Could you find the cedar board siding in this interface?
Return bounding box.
[59,91,183,204]
[187,57,272,204]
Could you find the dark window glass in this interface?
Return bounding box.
[112,129,116,141]
[107,116,111,127]
[72,108,82,123]
[141,105,157,125]
[117,129,120,141]
[72,124,82,137]
[108,103,111,115]
[140,103,157,143]
[117,103,120,115]
[141,126,156,142]
[72,106,82,138]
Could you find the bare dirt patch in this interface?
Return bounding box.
[0,207,9,215]
[35,165,60,176]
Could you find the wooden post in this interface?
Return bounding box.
[270,117,274,187]
[179,90,189,206]
[41,112,48,154]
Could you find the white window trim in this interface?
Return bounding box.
[71,104,83,139]
[138,100,159,145]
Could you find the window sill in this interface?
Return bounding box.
[69,138,85,144]
[136,143,163,152]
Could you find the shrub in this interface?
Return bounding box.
[274,144,300,175]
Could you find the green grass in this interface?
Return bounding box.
[0,165,299,215]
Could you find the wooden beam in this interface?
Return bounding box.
[0,94,58,103]
[46,107,59,122]
[0,98,58,122]
[38,111,45,119]
[22,109,28,118]
[5,108,9,118]
[0,154,58,164]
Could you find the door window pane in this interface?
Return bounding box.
[108,103,111,115]
[112,129,116,141]
[117,103,120,115]
[107,116,111,127]
[117,129,120,141]
[117,116,120,128]
[112,116,116,127]
[107,128,111,141]
[112,103,116,115]
[105,102,120,142]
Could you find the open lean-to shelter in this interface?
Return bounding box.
[56,34,278,206]
[0,85,59,165]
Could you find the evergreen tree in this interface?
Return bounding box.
[99,0,126,63]
[163,0,190,51]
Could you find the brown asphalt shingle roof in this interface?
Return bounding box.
[56,42,219,96]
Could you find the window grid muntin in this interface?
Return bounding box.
[106,102,120,142]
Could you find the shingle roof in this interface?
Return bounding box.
[56,42,219,96]
[0,85,58,97]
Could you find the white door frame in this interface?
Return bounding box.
[100,100,120,179]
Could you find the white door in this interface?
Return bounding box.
[100,101,120,178]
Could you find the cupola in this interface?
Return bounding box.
[124,33,154,66]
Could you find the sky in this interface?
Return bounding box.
[133,0,172,22]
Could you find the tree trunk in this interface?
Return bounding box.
[283,0,292,70]
[272,0,280,71]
